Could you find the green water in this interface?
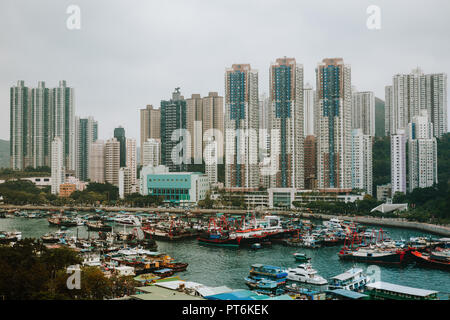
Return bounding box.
[1,216,449,297]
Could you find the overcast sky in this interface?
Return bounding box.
[1,0,449,142]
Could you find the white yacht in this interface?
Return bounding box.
[286,263,328,287]
[114,215,141,226]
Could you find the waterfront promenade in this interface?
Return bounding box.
[2,204,450,237]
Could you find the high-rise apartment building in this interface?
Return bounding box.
[201,92,224,163]
[89,140,105,183]
[51,137,65,194]
[388,68,447,138]
[160,88,187,172]
[351,129,373,195]
[105,138,120,186]
[114,127,126,168]
[75,116,98,181]
[407,110,438,192]
[269,57,304,189]
[391,129,407,195]
[304,83,315,137]
[316,58,352,190]
[140,105,161,165]
[142,138,161,167]
[119,167,132,199]
[31,81,51,168]
[224,64,259,191]
[186,94,204,164]
[52,80,75,171]
[385,85,393,136]
[126,138,137,187]
[10,80,76,171]
[352,91,375,136]
[10,81,32,170]
[304,135,317,190]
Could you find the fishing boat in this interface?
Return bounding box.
[338,247,406,264]
[286,263,328,289]
[293,253,310,262]
[410,249,450,270]
[86,221,112,232]
[0,231,22,244]
[197,230,240,247]
[48,216,78,227]
[244,277,281,292]
[329,268,371,291]
[153,268,174,278]
[41,232,62,243]
[248,264,288,286]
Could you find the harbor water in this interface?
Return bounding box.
[1,216,449,297]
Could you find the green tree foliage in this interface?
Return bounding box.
[0,239,136,300]
[372,136,390,192]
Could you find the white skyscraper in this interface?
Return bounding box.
[352,91,375,136]
[389,68,447,138]
[51,137,65,195]
[105,138,120,187]
[126,138,137,187]
[407,110,438,192]
[304,83,315,137]
[89,140,105,183]
[391,129,407,195]
[119,167,132,199]
[142,138,161,167]
[351,129,373,195]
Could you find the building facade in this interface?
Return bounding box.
[160,88,187,172]
[119,167,132,199]
[51,137,65,194]
[10,80,32,170]
[304,135,317,190]
[10,80,76,171]
[140,105,161,165]
[114,127,126,168]
[269,57,304,189]
[316,58,352,191]
[389,68,447,138]
[89,140,105,183]
[351,129,373,195]
[143,171,210,204]
[224,64,259,191]
[391,129,407,195]
[352,91,375,136]
[407,110,438,192]
[52,80,75,171]
[31,81,51,168]
[75,116,98,181]
[126,138,137,187]
[304,83,315,137]
[105,138,120,186]
[142,138,161,167]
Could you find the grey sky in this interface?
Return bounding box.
[1,0,449,142]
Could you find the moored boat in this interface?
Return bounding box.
[410,249,450,271]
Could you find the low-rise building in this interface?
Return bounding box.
[376,183,392,202]
[59,183,77,197]
[142,169,210,204]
